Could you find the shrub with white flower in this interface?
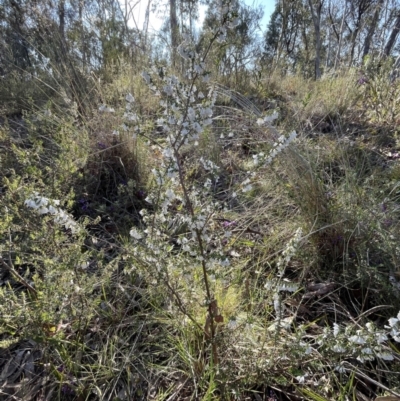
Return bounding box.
[306,313,400,368]
[118,0,307,369]
[121,5,255,365]
[25,192,80,234]
[251,129,297,167]
[385,311,400,342]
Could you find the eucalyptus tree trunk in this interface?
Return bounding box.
[362,0,384,59]
[308,0,323,79]
[143,0,151,50]
[170,0,179,67]
[8,0,32,68]
[348,0,373,66]
[273,0,288,71]
[58,0,67,55]
[326,1,331,68]
[78,0,86,66]
[334,1,347,70]
[383,12,400,57]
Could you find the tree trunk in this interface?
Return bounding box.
[79,0,86,66]
[334,1,347,70]
[58,0,67,55]
[326,0,331,68]
[383,12,400,57]
[349,24,361,66]
[362,0,384,59]
[9,0,31,68]
[170,0,178,67]
[273,0,288,71]
[143,0,151,50]
[308,0,323,79]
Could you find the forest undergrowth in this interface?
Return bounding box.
[2,22,400,401]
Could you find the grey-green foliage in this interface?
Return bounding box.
[0,107,104,344]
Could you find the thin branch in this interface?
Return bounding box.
[0,257,37,298]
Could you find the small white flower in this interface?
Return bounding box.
[194,64,203,74]
[361,347,373,354]
[165,188,176,200]
[142,71,151,84]
[335,364,346,373]
[332,344,346,353]
[217,31,227,43]
[48,205,58,214]
[24,199,37,209]
[100,105,114,113]
[279,281,299,292]
[78,262,90,270]
[200,107,212,119]
[125,93,135,103]
[228,17,240,28]
[349,334,366,344]
[125,112,138,121]
[376,332,388,344]
[333,323,340,337]
[273,293,282,315]
[130,228,143,240]
[296,375,306,384]
[227,319,238,330]
[193,122,203,133]
[264,280,274,290]
[163,85,173,96]
[376,351,394,361]
[37,206,49,215]
[365,322,374,333]
[390,328,400,342]
[202,74,211,83]
[220,258,230,267]
[264,111,279,123]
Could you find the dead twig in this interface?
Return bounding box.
[0,257,37,298]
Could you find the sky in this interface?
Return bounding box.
[246,0,276,30]
[123,0,276,34]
